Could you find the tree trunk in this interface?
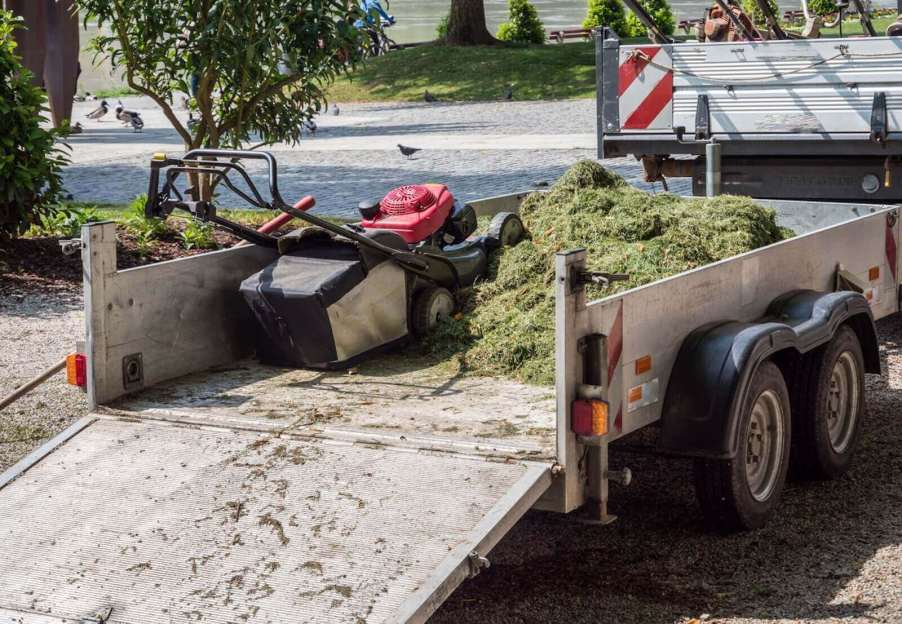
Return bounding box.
[444,0,497,45]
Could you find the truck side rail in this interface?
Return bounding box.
[597,28,902,158]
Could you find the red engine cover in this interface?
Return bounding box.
[361,183,454,244]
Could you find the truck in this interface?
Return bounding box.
[1,31,900,624]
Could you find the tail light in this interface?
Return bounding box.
[572,399,609,437]
[66,353,87,387]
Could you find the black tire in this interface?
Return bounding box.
[790,325,865,480]
[487,212,524,246]
[694,360,791,532]
[410,287,455,336]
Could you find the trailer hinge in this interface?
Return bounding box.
[467,551,491,578]
[870,92,888,145]
[81,607,114,624]
[569,268,629,294]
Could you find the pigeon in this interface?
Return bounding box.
[187,112,199,132]
[85,100,109,120]
[424,90,438,103]
[398,144,421,159]
[503,85,514,101]
[129,113,144,132]
[330,103,340,116]
[304,119,317,135]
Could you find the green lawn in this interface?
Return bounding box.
[327,41,598,102]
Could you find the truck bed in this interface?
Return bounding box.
[108,354,556,461]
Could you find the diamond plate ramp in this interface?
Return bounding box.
[0,417,551,624]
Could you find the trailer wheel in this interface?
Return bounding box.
[411,287,455,336]
[487,212,524,246]
[790,325,865,480]
[694,360,791,532]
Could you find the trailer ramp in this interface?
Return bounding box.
[0,416,552,624]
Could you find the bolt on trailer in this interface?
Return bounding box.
[0,151,899,622]
[595,23,902,201]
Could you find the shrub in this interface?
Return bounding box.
[30,205,102,238]
[625,0,676,36]
[0,10,68,239]
[436,9,450,40]
[123,194,170,253]
[583,0,629,37]
[496,0,546,44]
[807,0,838,15]
[741,0,779,25]
[180,219,217,250]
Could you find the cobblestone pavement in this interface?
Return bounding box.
[63,97,688,217]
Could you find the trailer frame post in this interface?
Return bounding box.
[553,249,588,513]
[706,140,722,197]
[82,221,117,411]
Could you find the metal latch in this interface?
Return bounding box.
[871,92,888,145]
[467,551,491,578]
[569,268,629,293]
[59,238,84,256]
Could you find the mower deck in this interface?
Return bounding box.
[107,354,556,461]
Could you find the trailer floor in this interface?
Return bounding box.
[110,354,556,461]
[0,416,550,624]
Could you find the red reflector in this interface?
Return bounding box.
[66,353,87,387]
[572,399,609,437]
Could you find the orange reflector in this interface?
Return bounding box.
[572,399,609,437]
[628,385,643,403]
[635,354,652,375]
[66,353,87,387]
[869,266,880,281]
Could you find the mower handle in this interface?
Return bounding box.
[183,149,290,208]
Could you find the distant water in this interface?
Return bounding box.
[383,0,896,43]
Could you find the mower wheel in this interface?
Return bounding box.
[411,287,455,336]
[488,212,525,246]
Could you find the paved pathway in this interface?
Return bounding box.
[63,97,688,218]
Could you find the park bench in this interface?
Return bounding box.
[549,27,592,43]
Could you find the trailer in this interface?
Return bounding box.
[0,181,897,621]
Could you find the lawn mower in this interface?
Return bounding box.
[145,149,524,368]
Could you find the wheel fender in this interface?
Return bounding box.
[660,290,878,460]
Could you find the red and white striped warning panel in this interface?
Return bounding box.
[618,46,673,131]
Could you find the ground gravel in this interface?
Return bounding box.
[0,291,899,623]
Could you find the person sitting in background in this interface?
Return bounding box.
[354,0,395,28]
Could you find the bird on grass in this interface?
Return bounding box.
[330,103,340,116]
[503,85,514,101]
[424,90,438,103]
[398,144,421,159]
[85,100,109,120]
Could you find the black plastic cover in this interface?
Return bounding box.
[661,290,878,459]
[240,252,366,367]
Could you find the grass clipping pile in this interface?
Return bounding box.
[423,161,792,386]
